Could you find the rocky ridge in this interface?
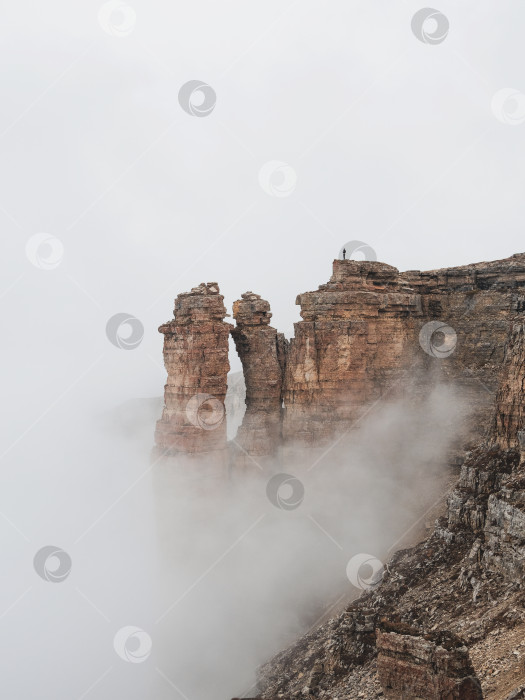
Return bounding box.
[153,254,525,699]
[283,255,525,448]
[255,317,525,699]
[155,254,525,468]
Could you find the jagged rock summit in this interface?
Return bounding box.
[155,253,525,471]
[153,254,525,698]
[254,272,525,699]
[154,282,232,467]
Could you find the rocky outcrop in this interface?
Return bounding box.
[494,320,525,450]
[230,293,287,470]
[257,607,379,698]
[154,282,232,465]
[282,260,421,444]
[256,268,525,699]
[376,624,482,699]
[155,253,525,464]
[283,254,525,447]
[447,319,525,588]
[151,252,525,698]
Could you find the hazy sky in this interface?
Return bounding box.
[2,0,525,386]
[1,3,525,697]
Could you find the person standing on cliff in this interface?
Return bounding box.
[342,248,346,260]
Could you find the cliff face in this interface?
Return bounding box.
[256,303,525,700]
[376,625,482,699]
[154,282,232,463]
[154,254,525,466]
[284,254,525,448]
[494,320,525,450]
[447,318,525,590]
[282,260,421,444]
[154,253,525,699]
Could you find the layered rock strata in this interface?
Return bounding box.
[494,319,525,450]
[447,318,525,589]
[230,292,287,469]
[283,254,525,447]
[256,301,525,699]
[282,260,422,444]
[376,624,482,699]
[155,254,525,463]
[154,282,232,462]
[153,254,525,696]
[404,255,525,446]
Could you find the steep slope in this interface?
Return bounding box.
[256,317,525,699]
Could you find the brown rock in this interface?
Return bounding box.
[282,260,422,444]
[230,293,288,470]
[446,316,525,583]
[283,254,525,448]
[376,624,482,699]
[255,255,525,700]
[154,282,232,467]
[494,320,525,450]
[155,253,525,461]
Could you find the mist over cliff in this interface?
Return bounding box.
[11,381,471,699]
[4,2,525,698]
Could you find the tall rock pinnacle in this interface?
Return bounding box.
[230,292,287,471]
[154,282,232,465]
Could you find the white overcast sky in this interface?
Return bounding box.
[1,4,525,698]
[2,0,525,392]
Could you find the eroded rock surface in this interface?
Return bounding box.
[283,254,525,447]
[256,313,525,698]
[154,282,232,466]
[155,254,525,466]
[230,292,287,470]
[376,623,482,699]
[153,255,525,698]
[283,260,422,445]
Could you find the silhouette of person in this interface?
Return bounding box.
[342,248,346,260]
